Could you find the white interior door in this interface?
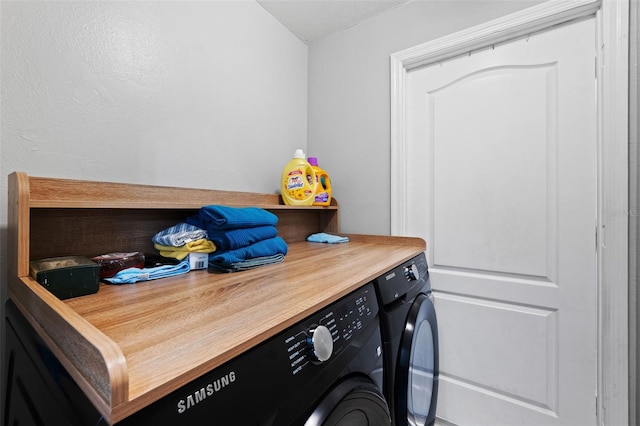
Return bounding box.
[404,17,597,426]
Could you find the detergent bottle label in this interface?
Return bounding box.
[282,166,315,204]
[315,191,329,203]
[286,170,305,190]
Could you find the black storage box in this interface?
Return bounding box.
[29,256,99,300]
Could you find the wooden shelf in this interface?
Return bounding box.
[6,172,425,424]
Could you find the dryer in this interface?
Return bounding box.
[373,252,439,426]
[4,283,390,425]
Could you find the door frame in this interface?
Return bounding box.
[389,0,630,425]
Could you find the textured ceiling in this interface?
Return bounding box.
[257,0,411,43]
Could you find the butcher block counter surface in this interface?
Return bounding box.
[7,172,425,424]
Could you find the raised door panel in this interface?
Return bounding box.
[405,17,597,426]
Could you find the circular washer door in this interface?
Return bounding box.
[305,376,391,426]
[395,293,439,426]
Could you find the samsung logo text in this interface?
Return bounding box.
[177,371,236,414]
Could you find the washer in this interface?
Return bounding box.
[4,282,390,425]
[373,252,439,426]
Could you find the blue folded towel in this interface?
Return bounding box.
[307,232,349,244]
[152,223,207,247]
[208,254,285,273]
[208,226,278,251]
[188,205,278,231]
[209,236,288,268]
[104,260,190,284]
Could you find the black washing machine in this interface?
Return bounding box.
[373,252,439,426]
[3,283,390,425]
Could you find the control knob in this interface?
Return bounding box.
[307,325,333,363]
[404,263,420,281]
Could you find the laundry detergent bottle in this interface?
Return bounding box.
[281,149,316,206]
[307,157,332,206]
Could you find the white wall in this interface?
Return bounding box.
[0,0,307,291]
[307,0,543,235]
[630,0,639,423]
[1,1,307,192]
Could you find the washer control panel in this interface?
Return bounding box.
[284,283,378,376]
[374,252,430,306]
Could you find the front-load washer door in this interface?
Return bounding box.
[395,293,439,426]
[305,376,391,426]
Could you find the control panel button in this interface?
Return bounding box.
[404,263,420,281]
[307,325,333,363]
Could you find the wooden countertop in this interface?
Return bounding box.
[10,235,424,424]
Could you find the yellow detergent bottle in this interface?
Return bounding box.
[307,157,332,206]
[281,149,316,206]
